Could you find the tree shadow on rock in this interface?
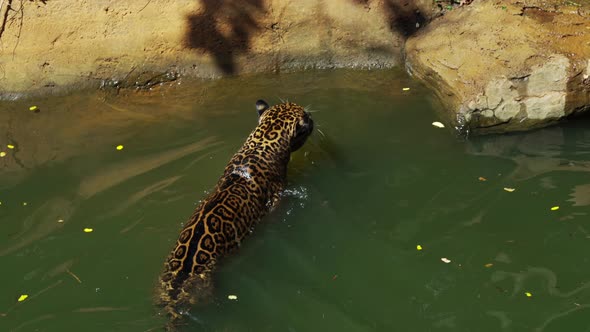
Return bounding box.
[351,0,426,36]
[383,0,426,36]
[185,0,265,75]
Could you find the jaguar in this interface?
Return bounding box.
[157,100,314,329]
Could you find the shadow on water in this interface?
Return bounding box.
[184,0,266,75]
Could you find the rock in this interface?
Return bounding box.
[0,0,436,98]
[405,0,590,134]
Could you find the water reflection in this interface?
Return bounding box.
[466,123,590,181]
[569,184,590,207]
[0,198,74,256]
[78,137,222,199]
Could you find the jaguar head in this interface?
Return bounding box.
[256,99,313,152]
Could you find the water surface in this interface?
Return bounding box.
[1,69,590,331]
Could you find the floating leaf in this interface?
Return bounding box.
[478,177,487,181]
[503,187,516,192]
[227,295,238,300]
[0,151,6,157]
[550,206,560,211]
[441,257,451,264]
[416,244,423,251]
[525,292,532,297]
[7,144,14,149]
[83,228,93,233]
[116,145,124,151]
[29,106,38,111]
[22,202,28,206]
[432,122,445,128]
[57,219,64,223]
[17,294,28,302]
[402,87,410,91]
[484,263,493,268]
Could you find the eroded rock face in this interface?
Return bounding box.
[0,0,435,98]
[405,0,590,134]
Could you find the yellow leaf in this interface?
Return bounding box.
[503,187,516,192]
[0,151,6,157]
[227,294,238,300]
[17,294,28,302]
[402,87,410,91]
[432,121,445,128]
[550,206,560,211]
[22,202,28,206]
[484,263,493,268]
[83,228,93,233]
[441,257,451,263]
[416,245,423,251]
[7,144,14,149]
[525,292,532,297]
[116,145,124,151]
[29,106,38,111]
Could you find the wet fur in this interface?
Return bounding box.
[157,101,313,329]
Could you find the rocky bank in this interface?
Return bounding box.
[0,0,589,134]
[0,0,434,97]
[405,0,590,134]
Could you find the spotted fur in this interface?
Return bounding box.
[157,100,313,328]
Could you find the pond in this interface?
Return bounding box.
[1,69,589,331]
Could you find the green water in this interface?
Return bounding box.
[1,69,590,332]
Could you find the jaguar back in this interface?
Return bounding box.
[157,100,313,329]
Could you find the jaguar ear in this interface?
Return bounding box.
[256,99,269,117]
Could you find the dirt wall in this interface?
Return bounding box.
[0,0,435,98]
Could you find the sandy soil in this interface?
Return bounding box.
[0,0,435,98]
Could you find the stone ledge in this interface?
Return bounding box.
[405,0,590,134]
